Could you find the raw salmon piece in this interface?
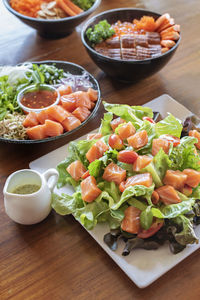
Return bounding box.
[119,181,126,193]
[56,85,72,96]
[86,140,109,163]
[155,13,170,30]
[161,39,176,48]
[74,91,92,109]
[72,107,91,122]
[152,138,171,156]
[121,206,141,234]
[125,173,153,188]
[133,155,152,172]
[161,47,169,53]
[181,185,193,197]
[118,122,136,140]
[151,191,160,205]
[127,130,148,149]
[62,115,81,132]
[155,185,181,205]
[110,117,126,131]
[183,169,200,188]
[37,110,55,124]
[81,176,101,202]
[87,133,102,140]
[189,130,200,149]
[44,120,63,137]
[47,105,70,123]
[102,162,126,185]
[163,170,187,191]
[81,170,90,180]
[67,160,86,181]
[87,88,98,102]
[26,124,47,140]
[23,111,39,127]
[61,95,77,112]
[161,31,180,41]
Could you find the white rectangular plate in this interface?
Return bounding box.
[30,94,200,288]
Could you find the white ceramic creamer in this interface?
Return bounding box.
[3,168,58,225]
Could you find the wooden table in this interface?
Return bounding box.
[1,0,200,299]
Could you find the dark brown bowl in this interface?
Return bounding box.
[81,8,181,82]
[0,60,101,144]
[3,0,101,38]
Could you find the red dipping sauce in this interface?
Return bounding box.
[21,89,57,109]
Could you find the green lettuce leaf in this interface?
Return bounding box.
[172,215,198,245]
[137,120,156,155]
[51,191,84,215]
[140,206,153,229]
[140,162,163,188]
[153,148,172,179]
[99,112,113,136]
[155,113,183,138]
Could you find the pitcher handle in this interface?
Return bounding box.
[43,168,59,192]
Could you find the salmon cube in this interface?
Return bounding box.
[72,107,91,122]
[125,173,153,188]
[152,138,171,156]
[67,160,86,181]
[26,124,47,140]
[127,130,148,149]
[121,206,141,234]
[118,122,136,140]
[87,133,102,140]
[61,95,77,112]
[86,140,109,163]
[62,115,81,132]
[47,105,70,123]
[163,170,187,191]
[183,168,200,188]
[37,110,55,124]
[102,162,126,185]
[23,111,39,127]
[156,185,181,205]
[74,91,92,109]
[87,88,98,102]
[44,120,63,137]
[81,176,101,202]
[111,117,126,131]
[189,130,200,149]
[133,155,152,172]
[56,85,72,96]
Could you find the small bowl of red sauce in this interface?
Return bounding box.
[17,84,60,113]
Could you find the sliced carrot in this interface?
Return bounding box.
[72,107,91,122]
[63,0,83,14]
[23,111,39,128]
[127,130,148,149]
[56,0,77,16]
[67,160,86,181]
[102,162,126,185]
[26,124,47,140]
[121,206,141,234]
[81,176,101,203]
[62,115,81,131]
[86,140,109,163]
[118,122,136,140]
[155,185,181,205]
[44,120,64,137]
[163,170,187,191]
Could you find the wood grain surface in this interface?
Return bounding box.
[0,0,200,299]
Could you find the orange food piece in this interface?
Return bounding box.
[133,155,152,172]
[119,181,126,193]
[67,160,86,181]
[155,13,170,31]
[86,140,109,163]
[56,0,77,16]
[87,133,102,140]
[121,206,141,234]
[183,169,200,188]
[81,176,101,202]
[189,130,200,149]
[26,124,47,140]
[163,170,187,191]
[161,47,169,54]
[134,16,156,32]
[181,185,193,197]
[72,107,91,122]
[127,130,148,149]
[157,18,175,32]
[44,120,63,137]
[74,91,92,109]
[61,95,77,112]
[81,170,90,180]
[110,117,126,131]
[161,40,176,48]
[152,138,171,156]
[102,162,126,185]
[87,88,98,102]
[125,173,153,188]
[118,122,136,140]
[151,191,160,205]
[161,31,180,41]
[108,134,124,150]
[23,111,39,127]
[63,0,83,14]
[37,110,55,124]
[117,150,138,164]
[57,85,72,97]
[62,115,81,131]
[47,105,70,123]
[155,185,181,205]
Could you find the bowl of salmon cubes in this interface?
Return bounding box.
[0,60,101,144]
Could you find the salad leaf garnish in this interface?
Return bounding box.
[155,113,183,138]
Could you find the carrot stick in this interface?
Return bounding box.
[56,0,77,16]
[63,0,83,14]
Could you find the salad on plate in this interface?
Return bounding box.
[52,101,200,256]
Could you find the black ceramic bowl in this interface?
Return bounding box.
[0,60,101,144]
[81,8,181,82]
[3,0,101,38]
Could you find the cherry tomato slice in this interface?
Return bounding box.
[137,220,164,239]
[160,134,180,147]
[142,117,155,124]
[117,150,138,164]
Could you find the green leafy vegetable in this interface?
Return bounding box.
[171,215,198,245]
[72,0,95,11]
[86,20,115,47]
[140,206,153,229]
[155,113,183,138]
[100,112,113,136]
